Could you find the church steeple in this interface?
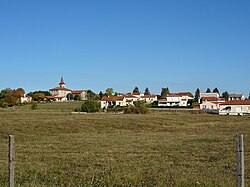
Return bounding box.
[59,77,66,88]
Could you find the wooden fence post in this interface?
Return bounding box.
[236,134,244,187]
[9,135,14,187]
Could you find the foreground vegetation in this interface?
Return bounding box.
[0,102,249,186]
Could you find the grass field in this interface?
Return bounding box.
[0,102,249,186]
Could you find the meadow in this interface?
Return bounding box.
[0,102,249,186]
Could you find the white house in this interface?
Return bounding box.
[200,101,224,110]
[101,96,127,108]
[199,92,225,110]
[141,95,158,103]
[100,93,158,108]
[71,90,87,100]
[199,93,219,103]
[20,94,32,103]
[158,92,193,107]
[219,100,250,116]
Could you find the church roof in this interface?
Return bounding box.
[49,87,71,91]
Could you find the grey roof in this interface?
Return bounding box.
[228,94,243,98]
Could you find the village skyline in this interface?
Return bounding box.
[0,1,250,95]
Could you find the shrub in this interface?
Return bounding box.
[124,106,149,114]
[79,100,101,113]
[31,103,38,110]
[0,101,8,108]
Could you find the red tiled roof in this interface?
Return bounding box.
[126,99,133,102]
[142,95,157,98]
[124,95,138,98]
[101,96,124,101]
[49,87,71,91]
[177,92,190,96]
[220,100,250,105]
[201,97,218,101]
[71,90,87,94]
[211,101,225,104]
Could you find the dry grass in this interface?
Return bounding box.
[0,103,249,186]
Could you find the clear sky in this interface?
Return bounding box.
[0,0,249,96]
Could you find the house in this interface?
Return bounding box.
[141,95,158,103]
[46,77,87,102]
[199,92,225,110]
[200,101,225,110]
[219,100,250,116]
[158,92,193,107]
[20,94,32,103]
[71,90,87,100]
[199,93,219,103]
[228,94,245,101]
[100,93,158,108]
[101,96,126,108]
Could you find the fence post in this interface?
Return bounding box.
[236,134,244,187]
[9,135,14,187]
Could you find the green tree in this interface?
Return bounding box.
[33,93,45,101]
[80,100,101,113]
[160,87,170,98]
[133,87,139,93]
[105,88,114,96]
[222,91,229,101]
[194,88,200,103]
[213,88,220,95]
[87,90,99,100]
[73,95,81,101]
[206,88,211,93]
[144,87,150,95]
[99,91,104,99]
[66,93,74,100]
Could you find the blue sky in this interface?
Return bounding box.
[0,0,250,96]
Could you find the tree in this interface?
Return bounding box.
[194,88,200,103]
[87,90,99,100]
[80,100,101,113]
[144,87,150,95]
[15,88,25,97]
[66,93,74,100]
[0,89,19,106]
[99,91,104,99]
[249,93,250,100]
[133,87,139,93]
[206,88,211,93]
[73,95,81,101]
[213,88,220,95]
[160,87,170,98]
[222,91,229,101]
[105,88,114,96]
[33,93,45,101]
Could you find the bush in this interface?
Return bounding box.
[0,101,8,108]
[79,100,101,113]
[31,103,38,110]
[124,106,149,114]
